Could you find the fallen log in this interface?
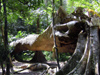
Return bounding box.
[10,6,100,75]
[10,7,89,56]
[10,20,87,54]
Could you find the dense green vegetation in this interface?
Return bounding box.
[0,0,100,62]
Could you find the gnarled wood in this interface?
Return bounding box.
[10,6,87,54]
[10,20,87,54]
[9,6,100,75]
[56,32,87,75]
[56,26,100,75]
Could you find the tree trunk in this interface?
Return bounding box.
[36,15,40,34]
[9,6,100,75]
[45,0,48,26]
[56,26,100,75]
[30,51,47,63]
[60,0,62,6]
[3,0,10,74]
[42,0,43,3]
[38,0,40,6]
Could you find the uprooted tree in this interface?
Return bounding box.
[10,6,100,75]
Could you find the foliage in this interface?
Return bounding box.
[15,50,34,61]
[59,53,71,61]
[1,0,100,34]
[16,31,27,38]
[43,51,54,61]
[8,31,28,43]
[43,51,71,61]
[66,0,100,13]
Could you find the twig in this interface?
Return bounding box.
[40,67,50,75]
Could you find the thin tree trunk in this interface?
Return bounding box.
[3,0,10,75]
[42,0,43,3]
[36,15,40,34]
[45,0,48,26]
[60,0,62,6]
[0,0,1,10]
[38,0,40,6]
[0,1,6,75]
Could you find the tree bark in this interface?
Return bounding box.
[36,15,40,34]
[10,6,82,54]
[60,0,62,6]
[56,32,87,75]
[3,0,10,75]
[84,26,99,75]
[9,6,100,75]
[30,51,47,63]
[56,26,100,75]
[90,26,99,75]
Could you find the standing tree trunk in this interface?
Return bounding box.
[60,0,62,6]
[42,0,43,3]
[45,0,48,26]
[0,1,6,75]
[56,26,100,75]
[3,0,10,75]
[36,15,40,34]
[38,0,40,6]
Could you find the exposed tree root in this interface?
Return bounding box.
[68,36,89,75]
[56,32,87,75]
[56,26,100,75]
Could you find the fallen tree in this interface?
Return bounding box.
[10,21,86,53]
[10,6,88,54]
[10,6,100,75]
[10,6,85,62]
[10,6,89,62]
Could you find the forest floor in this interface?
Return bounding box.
[0,60,66,75]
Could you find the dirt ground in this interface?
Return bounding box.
[0,61,66,75]
[0,61,42,75]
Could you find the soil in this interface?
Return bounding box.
[0,61,66,75]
